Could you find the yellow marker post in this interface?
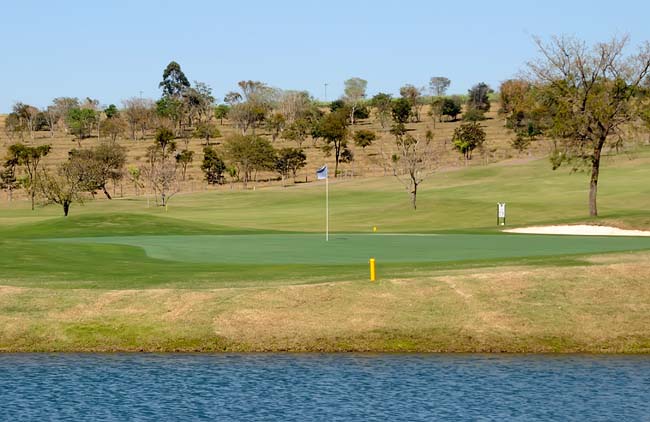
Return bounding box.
[369,258,376,281]
[373,226,377,233]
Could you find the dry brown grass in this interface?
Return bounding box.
[0,104,550,199]
[2,252,650,352]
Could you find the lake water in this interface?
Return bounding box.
[1,354,649,421]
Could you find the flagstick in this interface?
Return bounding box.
[326,175,329,242]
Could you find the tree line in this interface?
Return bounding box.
[3,34,650,216]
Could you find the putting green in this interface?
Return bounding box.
[51,233,650,265]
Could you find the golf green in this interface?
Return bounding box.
[50,233,650,265]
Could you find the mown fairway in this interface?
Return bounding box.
[1,151,650,352]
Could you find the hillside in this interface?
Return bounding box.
[0,103,559,198]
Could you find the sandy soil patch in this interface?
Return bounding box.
[504,225,650,237]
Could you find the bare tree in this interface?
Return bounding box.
[122,97,155,140]
[383,131,438,210]
[343,77,367,125]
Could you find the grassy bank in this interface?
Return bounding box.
[1,151,650,352]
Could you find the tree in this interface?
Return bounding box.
[265,112,286,141]
[48,97,80,136]
[175,149,194,181]
[441,97,462,121]
[523,35,650,216]
[277,90,314,124]
[275,147,307,184]
[0,157,19,202]
[400,84,423,122]
[122,97,155,140]
[343,77,367,124]
[193,122,221,145]
[214,104,230,125]
[429,76,451,97]
[66,108,97,145]
[4,113,26,140]
[6,143,51,210]
[104,104,119,119]
[159,61,190,98]
[282,118,312,147]
[312,110,349,177]
[453,122,486,162]
[201,146,226,185]
[100,117,127,142]
[467,82,492,112]
[36,162,84,216]
[142,127,179,206]
[391,98,412,124]
[224,135,276,188]
[225,81,274,135]
[128,166,144,196]
[353,130,377,149]
[184,81,215,126]
[462,108,486,121]
[68,142,127,199]
[370,93,393,128]
[385,131,437,210]
[12,102,40,139]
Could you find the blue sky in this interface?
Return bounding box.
[1,0,649,112]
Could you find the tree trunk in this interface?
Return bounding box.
[411,182,418,210]
[63,201,70,216]
[102,185,112,200]
[589,142,604,217]
[31,190,35,211]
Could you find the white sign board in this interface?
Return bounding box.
[498,203,506,218]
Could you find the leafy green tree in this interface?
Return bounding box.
[175,149,194,181]
[159,61,190,98]
[391,98,412,124]
[399,84,423,122]
[5,143,51,210]
[467,82,492,112]
[312,110,349,177]
[214,104,230,125]
[104,104,119,119]
[370,93,393,128]
[0,157,19,202]
[66,108,97,145]
[462,108,486,121]
[353,130,377,149]
[201,146,226,185]
[128,166,144,196]
[453,122,486,162]
[275,147,307,184]
[224,135,276,188]
[193,122,221,145]
[441,97,462,121]
[282,118,312,147]
[522,35,650,216]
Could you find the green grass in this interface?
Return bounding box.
[1,150,650,351]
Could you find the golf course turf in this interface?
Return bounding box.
[1,152,650,352]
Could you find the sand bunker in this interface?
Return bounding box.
[504,225,650,237]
